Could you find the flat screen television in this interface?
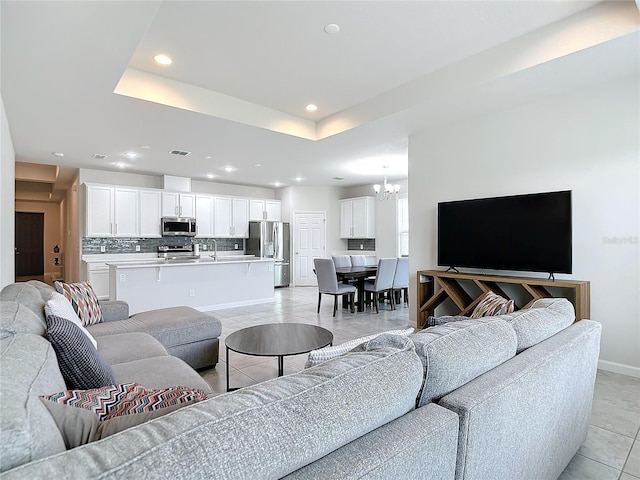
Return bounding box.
[437,190,572,275]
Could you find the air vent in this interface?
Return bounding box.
[169,149,191,156]
[332,176,345,181]
[93,153,108,160]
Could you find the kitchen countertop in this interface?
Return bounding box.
[106,255,273,268]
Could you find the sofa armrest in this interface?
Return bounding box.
[100,301,129,322]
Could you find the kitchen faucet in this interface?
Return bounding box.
[212,239,218,261]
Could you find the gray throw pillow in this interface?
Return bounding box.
[45,314,115,390]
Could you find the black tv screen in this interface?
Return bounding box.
[437,191,572,274]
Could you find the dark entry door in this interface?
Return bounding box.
[15,212,44,276]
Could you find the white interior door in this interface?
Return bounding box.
[293,211,326,286]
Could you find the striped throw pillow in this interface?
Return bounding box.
[471,291,515,319]
[55,281,103,326]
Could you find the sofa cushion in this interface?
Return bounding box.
[40,383,207,449]
[44,292,97,348]
[425,315,469,328]
[54,282,103,327]
[410,318,517,407]
[0,301,46,336]
[88,306,221,347]
[0,334,67,473]
[46,315,115,390]
[497,297,575,353]
[305,328,414,368]
[96,332,168,364]
[470,291,515,318]
[110,355,213,394]
[0,282,47,324]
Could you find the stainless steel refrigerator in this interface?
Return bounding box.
[246,221,290,287]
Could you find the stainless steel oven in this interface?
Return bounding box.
[161,217,197,236]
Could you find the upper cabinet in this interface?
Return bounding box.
[139,190,162,238]
[86,184,139,237]
[340,197,375,239]
[195,195,214,238]
[214,196,249,238]
[161,192,196,218]
[249,199,281,221]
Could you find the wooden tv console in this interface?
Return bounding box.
[416,270,590,330]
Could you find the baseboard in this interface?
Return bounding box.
[598,359,640,378]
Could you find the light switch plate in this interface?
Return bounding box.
[135,245,140,252]
[100,246,106,253]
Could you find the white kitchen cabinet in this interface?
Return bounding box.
[340,197,375,238]
[214,196,249,237]
[249,199,281,221]
[87,263,110,300]
[139,190,162,237]
[195,194,214,237]
[162,192,196,218]
[86,184,114,237]
[113,188,139,237]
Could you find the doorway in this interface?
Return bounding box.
[15,212,44,278]
[293,211,326,286]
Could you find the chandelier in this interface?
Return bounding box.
[373,176,401,200]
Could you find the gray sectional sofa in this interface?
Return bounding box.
[0,281,601,480]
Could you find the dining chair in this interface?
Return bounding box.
[364,258,397,313]
[392,257,409,305]
[314,258,356,317]
[349,255,367,266]
[331,255,352,268]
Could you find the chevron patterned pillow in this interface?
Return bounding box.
[54,281,103,327]
[40,383,208,448]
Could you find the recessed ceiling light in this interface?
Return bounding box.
[113,162,128,168]
[222,166,235,173]
[154,54,172,65]
[139,145,150,149]
[273,182,282,187]
[295,177,302,182]
[305,104,318,112]
[206,173,215,179]
[324,23,340,34]
[52,152,64,157]
[204,156,212,159]
[253,163,261,167]
[123,152,138,159]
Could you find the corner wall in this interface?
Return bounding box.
[0,97,15,287]
[408,77,640,376]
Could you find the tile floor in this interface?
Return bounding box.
[198,286,640,480]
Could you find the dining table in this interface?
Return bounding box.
[334,265,378,312]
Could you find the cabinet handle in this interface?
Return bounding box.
[115,224,118,235]
[180,205,183,216]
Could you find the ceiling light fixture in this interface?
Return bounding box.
[324,23,340,34]
[154,54,173,65]
[113,162,128,168]
[204,156,212,159]
[139,145,150,149]
[253,163,261,167]
[123,152,138,159]
[295,177,302,182]
[305,104,318,112]
[206,173,215,179]
[52,152,64,157]
[222,166,235,173]
[273,182,282,187]
[373,166,400,200]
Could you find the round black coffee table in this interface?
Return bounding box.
[225,323,333,391]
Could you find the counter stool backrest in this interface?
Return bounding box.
[332,255,352,268]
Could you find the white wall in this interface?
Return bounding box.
[408,77,640,376]
[0,97,15,287]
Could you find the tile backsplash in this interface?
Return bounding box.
[82,237,245,254]
[347,239,376,251]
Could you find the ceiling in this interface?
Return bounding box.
[2,1,639,201]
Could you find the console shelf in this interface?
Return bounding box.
[416,270,590,330]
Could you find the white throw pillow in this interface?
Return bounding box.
[45,292,98,348]
[305,328,414,368]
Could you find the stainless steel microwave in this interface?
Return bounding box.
[161,217,197,236]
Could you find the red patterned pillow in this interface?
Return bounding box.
[54,281,103,326]
[41,383,207,421]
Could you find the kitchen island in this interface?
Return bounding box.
[107,256,275,314]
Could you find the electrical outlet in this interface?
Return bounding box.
[360,244,364,250]
[202,244,207,251]
[119,274,126,282]
[234,243,239,250]
[100,246,106,253]
[135,245,140,252]
[189,289,195,297]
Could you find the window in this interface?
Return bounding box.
[397,194,409,257]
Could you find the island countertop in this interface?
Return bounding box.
[107,256,276,314]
